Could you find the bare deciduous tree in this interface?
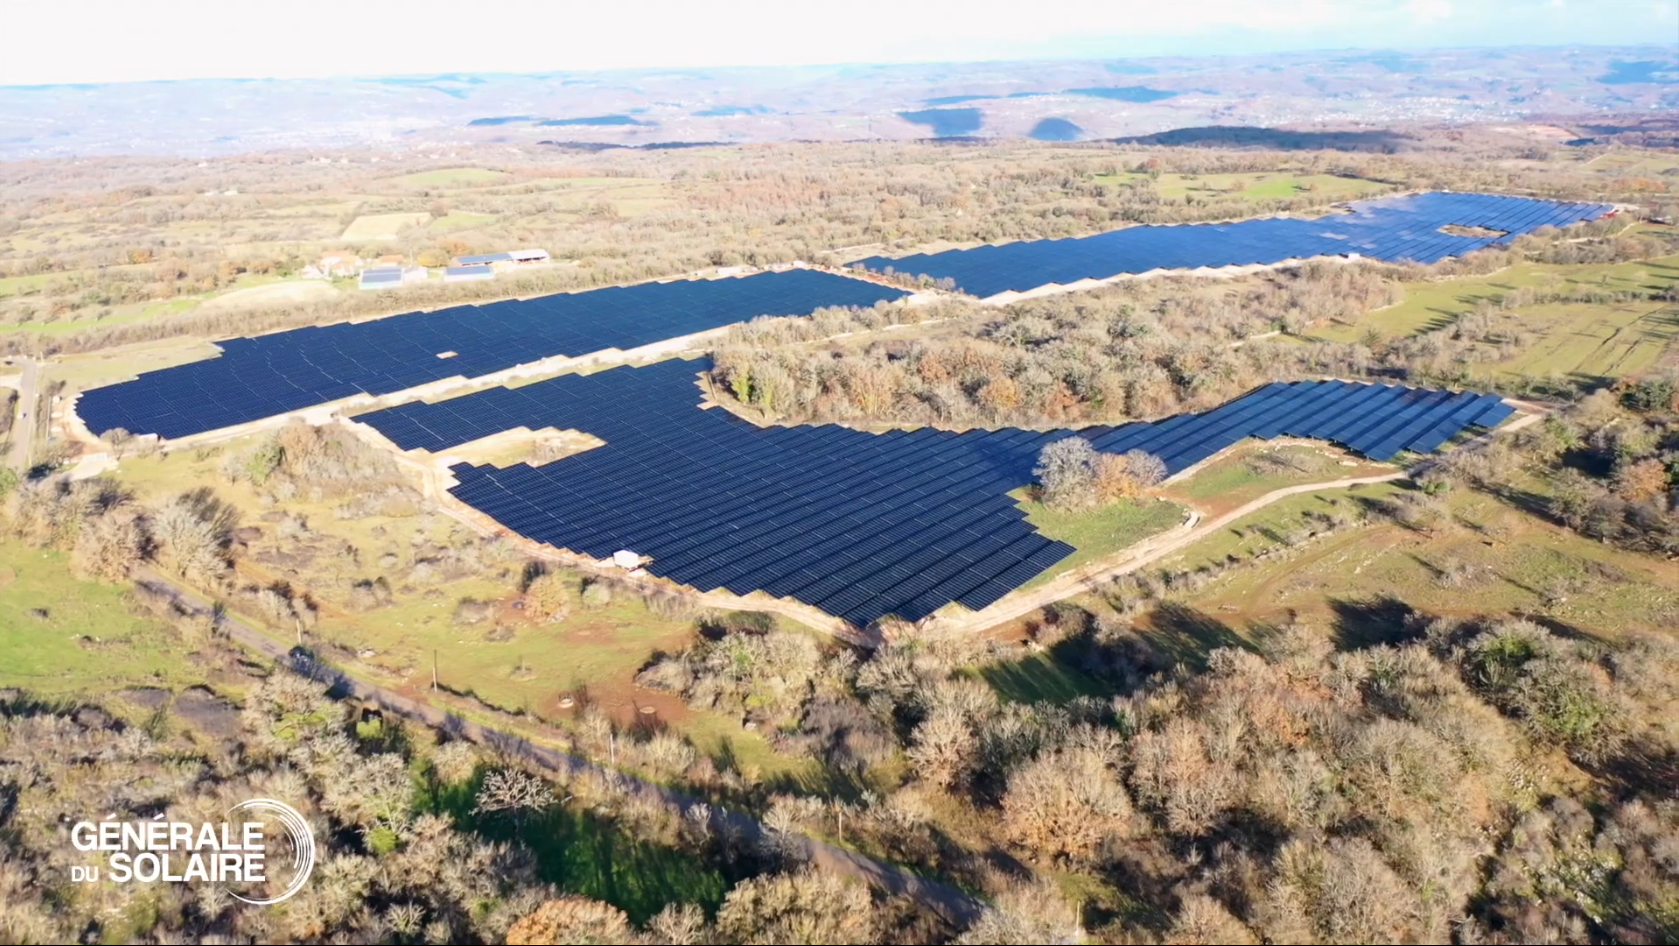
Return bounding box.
[1034,437,1097,509]
[473,768,557,832]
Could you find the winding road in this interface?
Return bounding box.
[935,407,1545,635]
[932,473,1407,634]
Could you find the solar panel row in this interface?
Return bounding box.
[355,358,1514,627]
[75,270,908,440]
[854,192,1612,297]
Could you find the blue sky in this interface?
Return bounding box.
[1,0,1673,85]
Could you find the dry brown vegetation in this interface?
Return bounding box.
[0,670,952,945]
[713,224,1673,433]
[1420,374,1679,555]
[2,138,1674,358]
[636,604,1678,943]
[3,136,1678,943]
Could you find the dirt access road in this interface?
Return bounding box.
[134,569,985,927]
[937,471,1408,634]
[940,408,1548,634]
[7,357,38,471]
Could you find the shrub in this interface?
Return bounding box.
[580,580,613,609]
[452,597,494,626]
[523,571,575,623]
[637,630,827,729]
[1124,449,1168,487]
[71,506,149,580]
[1034,437,1097,509]
[1462,620,1629,763]
[1619,375,1676,413]
[715,869,878,945]
[506,896,634,945]
[1001,745,1133,863]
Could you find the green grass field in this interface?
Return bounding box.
[0,544,202,694]
[974,651,1107,704]
[1168,482,1399,573]
[1146,480,1677,645]
[1316,255,1679,340]
[427,211,499,233]
[112,440,806,778]
[1016,491,1186,589]
[1314,255,1679,384]
[0,297,200,336]
[1496,299,1679,382]
[1583,151,1679,177]
[0,262,157,300]
[481,176,659,194]
[0,270,62,298]
[340,212,432,241]
[1163,442,1391,511]
[387,167,511,188]
[1093,171,1390,204]
[48,337,222,392]
[424,770,732,924]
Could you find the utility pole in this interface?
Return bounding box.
[432,649,439,693]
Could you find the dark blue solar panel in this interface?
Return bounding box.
[354,360,1514,628]
[74,270,909,440]
[854,192,1613,296]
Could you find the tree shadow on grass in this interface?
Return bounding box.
[1485,482,1563,523]
[1135,601,1254,670]
[1512,612,1611,648]
[762,761,876,806]
[425,770,733,923]
[1328,595,1420,650]
[976,649,1106,705]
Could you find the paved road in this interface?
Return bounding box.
[133,569,985,927]
[7,357,37,471]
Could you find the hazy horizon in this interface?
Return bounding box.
[0,41,1671,90]
[2,0,1672,86]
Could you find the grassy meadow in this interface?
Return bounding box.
[0,544,202,694]
[1161,441,1396,513]
[1093,170,1392,203]
[110,438,806,779]
[1315,255,1679,384]
[1015,490,1186,588]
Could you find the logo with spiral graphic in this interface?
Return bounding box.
[224,799,316,905]
[68,798,316,906]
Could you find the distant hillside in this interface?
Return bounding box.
[0,46,1674,159]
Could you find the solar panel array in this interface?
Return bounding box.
[76,270,907,440]
[855,192,1612,297]
[356,358,1513,627]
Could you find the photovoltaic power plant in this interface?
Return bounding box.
[356,358,1513,627]
[854,192,1612,297]
[75,270,908,440]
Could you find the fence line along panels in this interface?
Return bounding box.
[854,192,1612,297]
[76,270,908,440]
[355,359,1514,628]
